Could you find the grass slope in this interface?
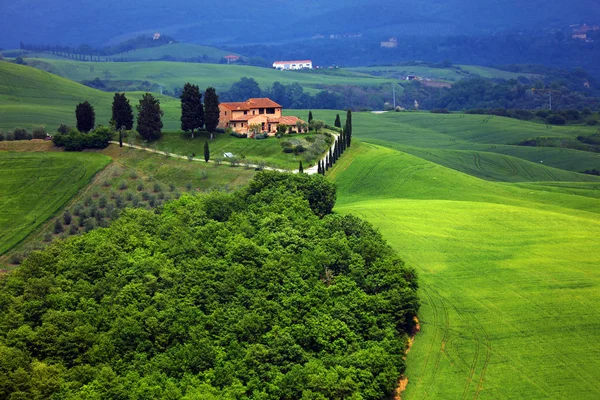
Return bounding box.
[25,58,395,94]
[0,151,110,255]
[347,64,541,82]
[289,110,600,177]
[0,62,182,131]
[329,142,600,399]
[111,43,240,61]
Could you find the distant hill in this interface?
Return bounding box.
[111,43,241,62]
[0,0,598,48]
[0,62,181,131]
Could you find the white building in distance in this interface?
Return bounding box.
[273,60,313,70]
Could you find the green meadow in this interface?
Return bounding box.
[321,110,600,398]
[25,58,395,94]
[0,151,110,256]
[0,62,182,131]
[347,64,541,82]
[110,43,240,61]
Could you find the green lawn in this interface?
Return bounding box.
[111,43,241,61]
[0,151,110,255]
[325,134,600,398]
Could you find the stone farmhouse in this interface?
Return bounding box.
[218,98,305,136]
[272,60,313,70]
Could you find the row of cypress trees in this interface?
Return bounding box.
[317,109,352,175]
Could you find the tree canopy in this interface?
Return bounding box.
[75,101,95,133]
[111,93,134,131]
[0,172,418,400]
[180,83,204,138]
[136,93,163,141]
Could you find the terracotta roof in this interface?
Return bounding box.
[220,98,282,111]
[278,116,304,125]
[273,60,312,65]
[224,55,239,59]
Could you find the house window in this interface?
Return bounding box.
[266,108,275,114]
[252,110,256,115]
[224,111,227,116]
[233,122,236,128]
[259,108,265,114]
[244,110,248,115]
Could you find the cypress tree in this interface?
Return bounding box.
[298,161,304,173]
[180,83,204,139]
[334,114,341,128]
[204,87,220,138]
[136,93,164,142]
[328,148,333,167]
[111,93,134,131]
[318,160,322,175]
[75,101,95,133]
[308,111,313,123]
[204,140,210,163]
[345,109,352,148]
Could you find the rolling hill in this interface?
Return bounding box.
[0,61,182,131]
[327,140,600,399]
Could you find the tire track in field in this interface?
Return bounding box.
[419,285,450,400]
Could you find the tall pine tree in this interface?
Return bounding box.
[136,93,163,142]
[180,83,204,139]
[298,161,304,173]
[308,111,313,123]
[75,101,95,133]
[204,87,220,138]
[204,140,210,163]
[111,93,133,130]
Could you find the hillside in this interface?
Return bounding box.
[111,43,240,62]
[25,58,395,95]
[0,62,181,131]
[327,139,600,399]
[0,151,110,256]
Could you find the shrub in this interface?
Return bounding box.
[98,196,107,208]
[69,224,79,235]
[118,181,128,190]
[255,133,268,139]
[536,110,550,118]
[169,183,175,192]
[230,131,248,138]
[586,119,598,126]
[137,181,144,191]
[130,170,138,179]
[54,219,63,234]
[32,126,47,139]
[13,128,29,141]
[430,108,450,114]
[294,145,305,154]
[43,232,53,242]
[63,210,72,225]
[83,218,96,232]
[546,114,567,125]
[153,182,161,193]
[282,147,294,153]
[57,124,70,134]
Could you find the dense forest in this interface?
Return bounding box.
[0,172,419,399]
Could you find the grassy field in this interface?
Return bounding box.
[111,43,240,61]
[25,58,395,94]
[0,149,110,256]
[347,64,541,82]
[289,110,600,176]
[327,141,600,399]
[0,61,183,131]
[0,141,257,266]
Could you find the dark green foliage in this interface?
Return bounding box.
[546,114,567,125]
[204,140,210,162]
[204,87,220,133]
[63,210,72,225]
[13,128,29,141]
[32,126,47,139]
[298,160,304,173]
[334,113,341,128]
[0,173,418,399]
[57,124,70,134]
[308,110,313,123]
[75,101,95,133]
[222,77,262,101]
[111,93,134,130]
[180,83,204,138]
[52,127,113,151]
[136,93,164,141]
[345,109,353,148]
[53,218,63,234]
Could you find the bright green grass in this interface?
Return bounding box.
[0,62,183,131]
[111,43,240,61]
[329,142,600,399]
[25,58,395,94]
[288,110,600,176]
[0,151,110,255]
[134,131,328,170]
[347,65,541,82]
